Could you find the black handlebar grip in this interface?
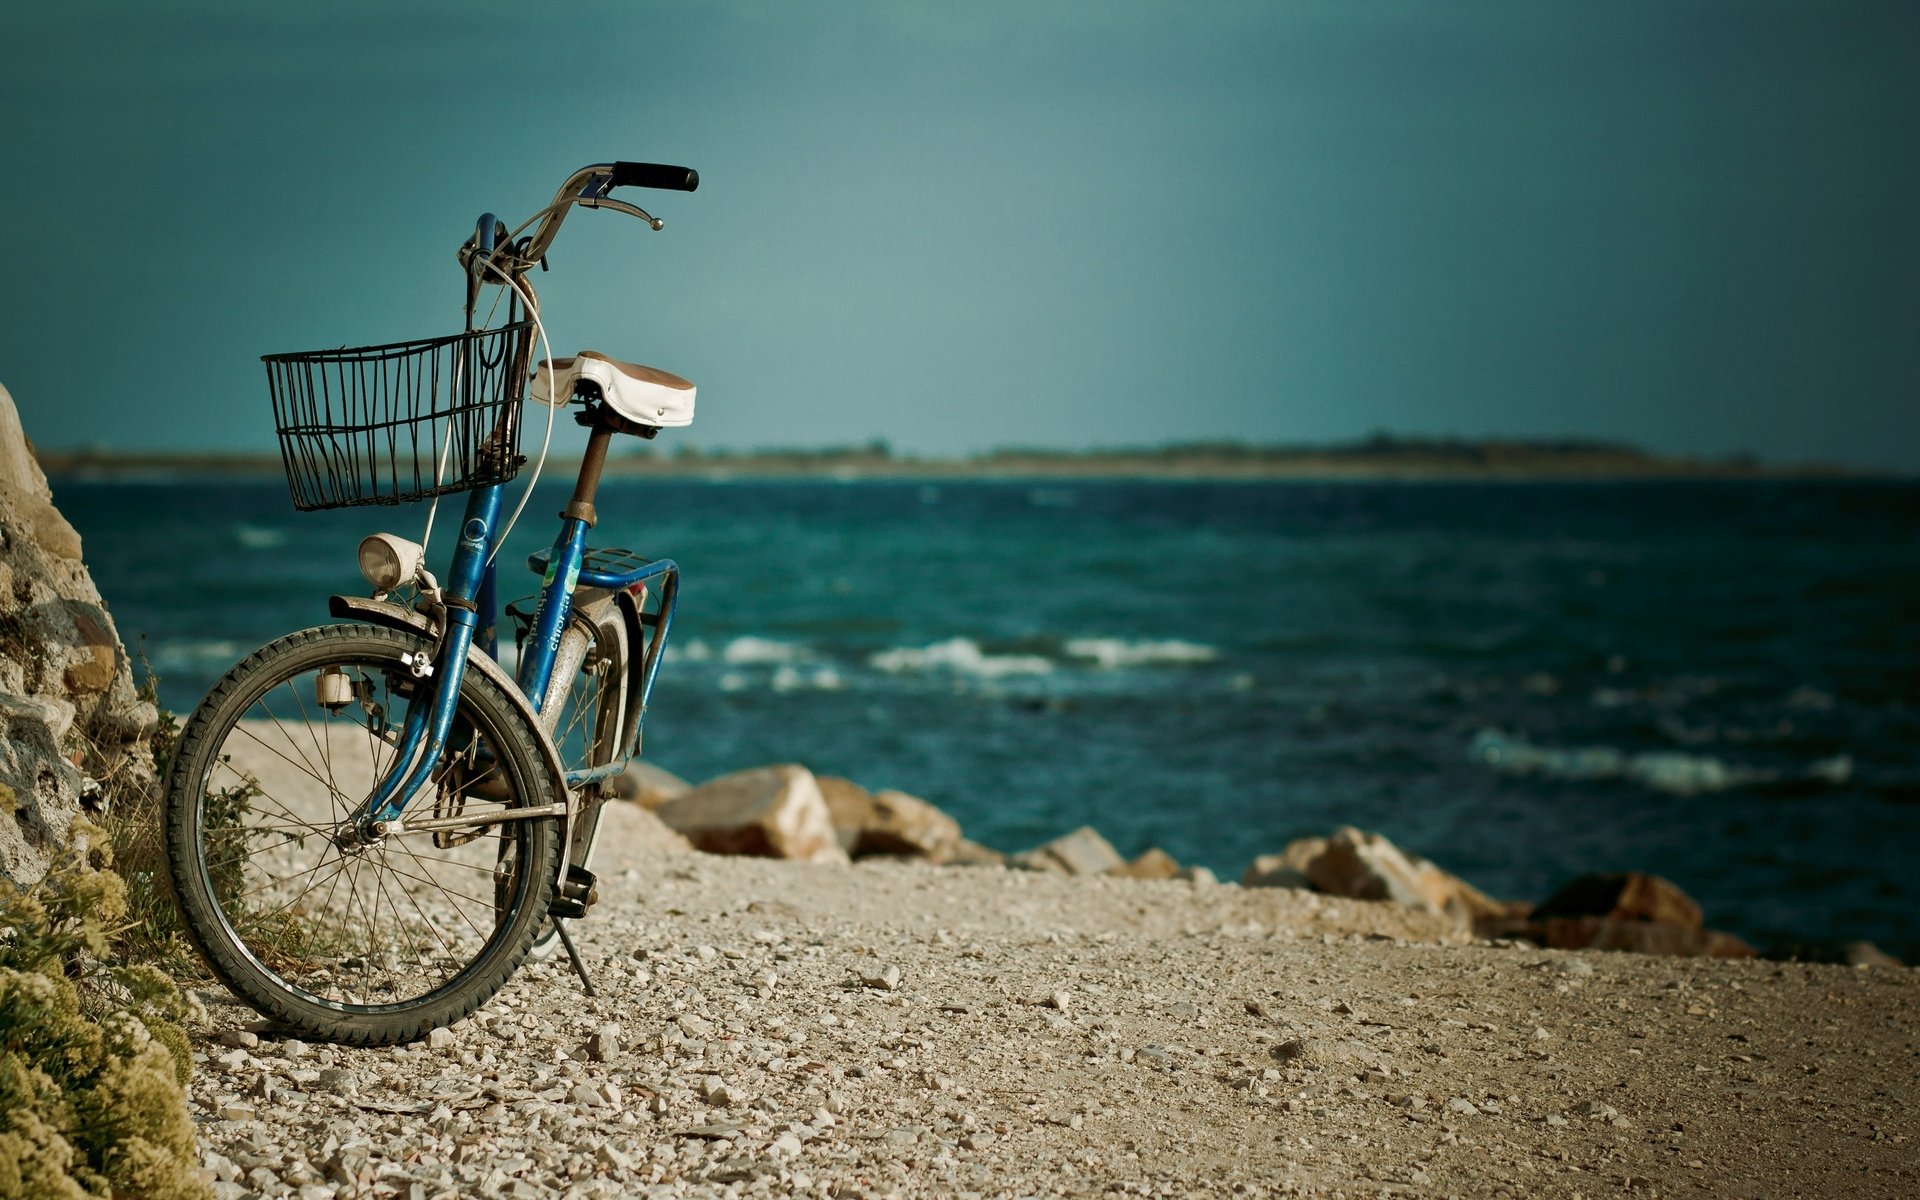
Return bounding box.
[611,162,699,192]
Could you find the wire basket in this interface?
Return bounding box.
[264,321,534,511]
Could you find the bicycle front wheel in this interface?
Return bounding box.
[164,624,559,1044]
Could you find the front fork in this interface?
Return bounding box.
[347,488,507,836]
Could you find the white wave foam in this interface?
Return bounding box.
[666,639,714,663]
[232,524,286,550]
[722,636,805,665]
[1064,637,1219,669]
[772,665,844,692]
[870,637,1053,678]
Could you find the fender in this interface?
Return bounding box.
[613,586,649,757]
[327,594,577,873]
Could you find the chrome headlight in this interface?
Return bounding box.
[357,533,424,592]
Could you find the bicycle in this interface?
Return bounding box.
[162,161,700,1045]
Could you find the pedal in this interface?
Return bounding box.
[548,864,599,919]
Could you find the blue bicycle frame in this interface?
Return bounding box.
[347,211,679,838]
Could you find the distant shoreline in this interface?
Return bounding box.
[34,437,1883,483]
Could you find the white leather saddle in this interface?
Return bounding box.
[529,351,695,428]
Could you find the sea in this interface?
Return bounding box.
[49,474,1920,961]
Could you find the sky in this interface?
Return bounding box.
[1,1,1915,467]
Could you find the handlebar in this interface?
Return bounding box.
[461,160,699,297]
[612,161,699,192]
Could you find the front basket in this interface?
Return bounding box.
[264,321,533,511]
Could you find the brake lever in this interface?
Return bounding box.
[578,194,664,230]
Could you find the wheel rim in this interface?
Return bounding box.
[189,641,546,1013]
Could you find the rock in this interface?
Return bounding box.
[654,765,849,864]
[1013,826,1125,876]
[1242,839,1325,889]
[1242,827,1517,930]
[863,964,903,992]
[0,383,159,887]
[1510,873,1753,958]
[586,1024,622,1062]
[1446,1097,1480,1117]
[610,759,692,808]
[1534,872,1705,929]
[819,776,964,860]
[218,1030,260,1050]
[944,839,1009,867]
[1520,917,1755,958]
[1108,847,1181,880]
[1177,865,1219,887]
[863,788,963,859]
[1840,941,1905,969]
[426,1027,456,1050]
[816,775,875,854]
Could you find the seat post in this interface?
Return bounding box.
[566,422,615,527]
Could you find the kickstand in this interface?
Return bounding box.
[551,919,597,997]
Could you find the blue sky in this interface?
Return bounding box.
[2,1,1915,466]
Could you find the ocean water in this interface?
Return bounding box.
[51,475,1920,959]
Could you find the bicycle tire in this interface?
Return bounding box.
[164,623,559,1045]
[529,607,630,959]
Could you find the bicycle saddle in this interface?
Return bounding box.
[529,351,695,428]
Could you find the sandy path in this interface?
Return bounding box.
[182,797,1919,1200]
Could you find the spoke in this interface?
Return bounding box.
[253,693,332,794]
[378,849,466,976]
[373,852,502,916]
[287,676,348,823]
[232,723,345,804]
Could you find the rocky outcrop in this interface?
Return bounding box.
[652,765,848,864]
[1533,871,1702,927]
[1241,826,1516,931]
[1109,847,1181,880]
[817,775,962,861]
[1496,871,1755,959]
[0,383,159,886]
[611,759,692,809]
[1013,826,1125,876]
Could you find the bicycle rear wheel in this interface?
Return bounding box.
[164,624,559,1044]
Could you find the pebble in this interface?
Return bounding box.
[425,1027,455,1051]
[1446,1097,1480,1117]
[217,1030,260,1050]
[864,964,904,991]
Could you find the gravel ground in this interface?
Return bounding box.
[186,809,1918,1200]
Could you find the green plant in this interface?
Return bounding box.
[0,830,207,1200]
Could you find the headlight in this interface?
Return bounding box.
[357,533,424,592]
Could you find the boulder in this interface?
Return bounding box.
[817,775,964,860]
[1013,825,1125,876]
[1534,872,1704,929]
[1522,916,1755,959]
[944,839,1008,868]
[652,765,849,864]
[1241,827,1519,931]
[816,775,874,854]
[0,383,160,886]
[1108,847,1181,880]
[610,759,692,809]
[1497,872,1755,958]
[1242,837,1326,889]
[862,789,962,859]
[1840,941,1905,969]
[588,798,693,868]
